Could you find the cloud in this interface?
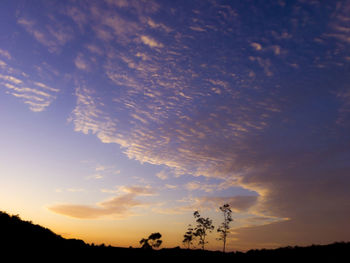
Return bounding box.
[49,204,109,219]
[0,74,22,85]
[155,170,168,180]
[119,185,155,196]
[74,53,90,71]
[238,215,287,229]
[152,195,260,216]
[84,2,152,45]
[135,52,149,61]
[185,181,218,193]
[165,184,177,189]
[88,174,104,180]
[101,14,139,39]
[146,18,172,32]
[95,165,106,172]
[105,0,160,14]
[17,17,73,53]
[86,44,104,55]
[189,26,206,32]
[324,1,350,44]
[256,57,273,76]
[0,66,59,112]
[34,82,59,92]
[251,42,262,51]
[64,6,88,32]
[271,45,281,55]
[191,195,259,213]
[0,60,6,68]
[49,185,154,219]
[0,48,11,60]
[140,35,164,48]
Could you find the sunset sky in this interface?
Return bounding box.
[1,0,350,251]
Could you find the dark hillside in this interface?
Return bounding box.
[0,211,86,250]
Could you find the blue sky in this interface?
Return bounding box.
[1,0,350,250]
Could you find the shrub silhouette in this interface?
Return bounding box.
[140,232,162,250]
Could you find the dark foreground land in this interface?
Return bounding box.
[0,211,349,262]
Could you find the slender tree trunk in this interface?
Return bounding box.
[223,235,226,253]
[202,233,206,250]
[223,230,226,253]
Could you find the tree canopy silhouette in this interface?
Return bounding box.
[193,211,214,250]
[140,232,162,250]
[183,224,194,249]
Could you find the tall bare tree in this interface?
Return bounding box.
[193,211,214,250]
[217,204,233,253]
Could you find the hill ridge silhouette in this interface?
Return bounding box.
[0,210,348,261]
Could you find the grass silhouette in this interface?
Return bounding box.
[0,210,348,261]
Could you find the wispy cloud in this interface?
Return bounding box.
[146,18,172,32]
[0,66,59,112]
[325,1,350,44]
[49,185,155,219]
[155,170,168,180]
[165,184,177,189]
[183,195,259,213]
[17,17,73,53]
[0,48,11,60]
[185,181,217,193]
[85,44,104,55]
[34,82,59,92]
[87,174,104,180]
[140,35,164,48]
[250,42,262,51]
[152,195,260,216]
[105,0,160,14]
[189,26,206,32]
[74,53,90,71]
[249,56,274,76]
[82,162,121,180]
[64,6,88,32]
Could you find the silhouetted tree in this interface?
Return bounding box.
[183,224,194,249]
[193,211,214,250]
[140,232,162,250]
[140,237,151,249]
[217,203,233,253]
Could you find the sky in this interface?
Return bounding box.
[0,0,350,251]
